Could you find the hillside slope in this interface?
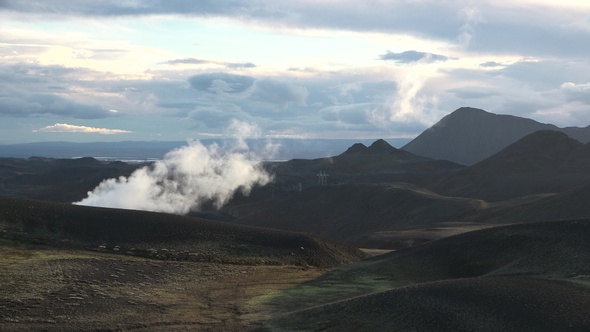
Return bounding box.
[427,130,590,200]
[402,107,590,165]
[0,157,141,203]
[232,183,485,247]
[262,219,590,331]
[265,277,590,332]
[268,139,464,187]
[0,197,366,267]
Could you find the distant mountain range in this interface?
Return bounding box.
[0,138,411,161]
[402,107,590,165]
[4,107,590,167]
[270,139,464,185]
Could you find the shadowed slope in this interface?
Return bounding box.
[264,277,590,332]
[427,130,590,200]
[270,139,464,186]
[472,182,590,224]
[261,220,590,331]
[347,219,590,280]
[0,157,141,203]
[232,183,484,247]
[0,197,366,267]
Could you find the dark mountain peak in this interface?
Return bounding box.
[341,143,368,155]
[492,130,582,158]
[57,156,102,166]
[439,107,503,126]
[402,107,571,165]
[367,139,398,154]
[451,107,490,116]
[427,129,589,200]
[517,129,576,143]
[339,139,398,156]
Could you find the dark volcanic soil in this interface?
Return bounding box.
[264,276,590,332]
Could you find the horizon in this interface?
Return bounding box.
[2,2,590,144]
[0,136,412,160]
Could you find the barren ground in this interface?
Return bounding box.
[0,241,326,331]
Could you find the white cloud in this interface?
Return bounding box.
[34,123,132,134]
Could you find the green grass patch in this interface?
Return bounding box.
[260,273,403,313]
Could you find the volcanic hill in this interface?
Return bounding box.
[0,196,366,267]
[426,130,590,201]
[267,139,464,187]
[402,107,590,165]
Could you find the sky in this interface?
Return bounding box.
[1,0,590,144]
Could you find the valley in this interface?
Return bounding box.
[2,107,590,331]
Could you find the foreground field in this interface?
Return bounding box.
[3,196,590,331]
[0,196,365,331]
[0,241,325,331]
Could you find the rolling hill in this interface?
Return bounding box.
[231,182,486,248]
[0,196,366,267]
[426,130,590,201]
[267,139,464,188]
[402,107,590,165]
[0,157,141,203]
[262,219,590,331]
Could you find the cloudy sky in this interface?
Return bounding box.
[1,0,590,144]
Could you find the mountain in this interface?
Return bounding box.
[262,219,590,331]
[426,130,590,201]
[402,107,590,165]
[343,138,403,155]
[470,182,590,225]
[0,138,412,161]
[269,139,464,186]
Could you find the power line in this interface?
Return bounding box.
[317,170,329,186]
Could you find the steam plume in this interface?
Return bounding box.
[74,139,272,214]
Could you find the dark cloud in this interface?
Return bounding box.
[163,57,256,69]
[495,99,550,119]
[320,103,374,125]
[0,63,120,119]
[0,90,117,119]
[226,62,256,69]
[479,61,502,67]
[497,60,590,90]
[3,1,590,59]
[247,78,308,108]
[0,63,88,86]
[287,67,320,73]
[187,103,243,128]
[467,18,590,58]
[379,50,450,64]
[188,72,255,94]
[561,83,590,105]
[446,87,499,99]
[164,58,210,65]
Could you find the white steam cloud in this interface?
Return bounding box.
[74,123,273,214]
